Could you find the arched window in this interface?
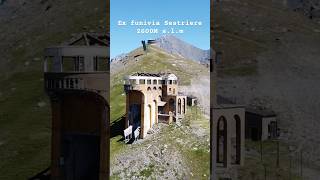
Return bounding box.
[183,98,186,114]
[233,115,241,165]
[217,116,227,167]
[153,87,157,90]
[147,87,151,91]
[178,98,181,114]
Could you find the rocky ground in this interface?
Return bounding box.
[110,112,210,180]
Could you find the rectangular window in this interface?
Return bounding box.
[94,56,109,71]
[153,80,157,84]
[139,79,145,84]
[75,56,85,72]
[130,79,136,85]
[147,79,152,84]
[169,80,173,84]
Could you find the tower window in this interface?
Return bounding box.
[139,79,145,84]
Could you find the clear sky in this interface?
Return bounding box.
[111,0,210,58]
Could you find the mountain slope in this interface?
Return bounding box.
[0,1,108,179]
[110,46,210,179]
[214,0,320,179]
[154,35,210,62]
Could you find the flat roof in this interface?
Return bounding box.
[246,107,276,117]
[131,72,163,77]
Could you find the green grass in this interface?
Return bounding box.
[0,71,51,179]
[139,164,155,178]
[110,47,209,160]
[110,48,210,179]
[220,64,257,77]
[239,140,302,180]
[0,0,108,179]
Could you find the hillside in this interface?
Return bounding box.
[214,0,320,179]
[154,35,210,63]
[110,46,210,179]
[0,0,108,179]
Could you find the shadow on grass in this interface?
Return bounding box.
[111,114,125,139]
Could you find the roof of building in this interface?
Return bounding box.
[62,32,109,47]
[130,72,177,79]
[187,95,197,99]
[131,72,163,77]
[246,107,276,117]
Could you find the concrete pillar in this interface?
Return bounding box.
[85,55,94,71]
[50,96,62,180]
[210,108,217,180]
[125,94,129,129]
[99,103,109,180]
[240,113,245,166]
[169,111,173,124]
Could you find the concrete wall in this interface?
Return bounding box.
[261,117,276,141]
[212,106,245,167]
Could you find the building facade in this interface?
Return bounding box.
[211,49,246,179]
[124,72,186,139]
[44,33,110,180]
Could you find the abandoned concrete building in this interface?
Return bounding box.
[211,50,245,179]
[44,33,109,180]
[245,108,278,141]
[123,72,187,139]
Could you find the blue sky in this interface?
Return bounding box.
[111,0,210,58]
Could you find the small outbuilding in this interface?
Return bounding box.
[187,95,197,106]
[245,108,278,141]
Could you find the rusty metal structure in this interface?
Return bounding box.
[44,33,110,180]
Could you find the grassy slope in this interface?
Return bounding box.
[214,0,320,179]
[0,0,108,179]
[110,46,208,124]
[110,47,210,179]
[214,0,320,77]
